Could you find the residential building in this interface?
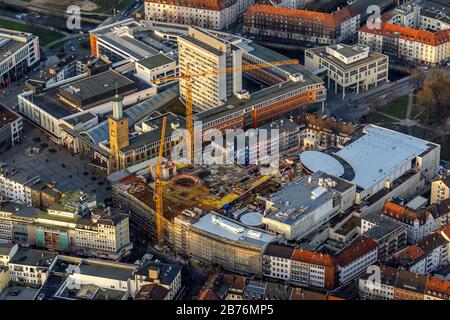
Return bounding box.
[298,113,357,150]
[131,261,182,300]
[388,232,449,275]
[0,28,40,87]
[0,243,18,266]
[0,104,23,151]
[381,201,449,244]
[360,265,450,300]
[8,247,57,285]
[262,243,294,281]
[361,213,408,261]
[145,0,254,30]
[243,5,360,45]
[358,23,450,65]
[290,248,337,289]
[304,44,389,99]
[431,175,450,205]
[335,237,378,284]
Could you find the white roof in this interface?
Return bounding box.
[239,212,263,227]
[335,125,431,189]
[300,151,345,177]
[192,213,274,247]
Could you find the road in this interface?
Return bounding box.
[328,64,450,123]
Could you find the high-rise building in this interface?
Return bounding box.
[108,94,129,172]
[178,26,243,111]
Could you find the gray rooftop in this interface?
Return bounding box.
[10,248,57,267]
[362,213,405,241]
[138,54,175,70]
[0,202,40,218]
[0,243,15,256]
[79,261,134,281]
[266,171,354,225]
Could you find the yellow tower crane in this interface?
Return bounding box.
[154,116,167,246]
[153,59,300,164]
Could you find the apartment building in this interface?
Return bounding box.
[388,232,449,275]
[243,5,360,45]
[145,0,254,30]
[430,175,450,205]
[361,213,408,261]
[0,243,18,266]
[298,113,357,150]
[262,244,337,290]
[0,28,40,87]
[8,247,57,285]
[381,201,450,244]
[290,249,336,289]
[358,22,450,65]
[178,26,243,111]
[335,237,378,284]
[359,265,450,300]
[304,44,389,99]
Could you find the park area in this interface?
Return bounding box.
[0,17,64,45]
[365,95,450,161]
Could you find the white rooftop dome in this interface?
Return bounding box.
[300,151,345,177]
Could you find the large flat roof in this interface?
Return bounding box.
[266,171,354,225]
[307,45,387,71]
[335,125,433,190]
[192,212,275,248]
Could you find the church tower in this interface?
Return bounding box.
[108,94,129,172]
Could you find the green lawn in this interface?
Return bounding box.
[0,18,64,46]
[365,112,395,124]
[381,96,409,119]
[89,0,135,13]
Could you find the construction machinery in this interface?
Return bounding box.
[154,116,167,246]
[153,59,300,164]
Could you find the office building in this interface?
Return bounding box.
[0,28,40,87]
[304,44,389,99]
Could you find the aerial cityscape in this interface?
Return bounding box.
[0,0,449,307]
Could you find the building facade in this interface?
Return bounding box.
[243,5,360,45]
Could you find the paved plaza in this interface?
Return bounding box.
[0,121,111,203]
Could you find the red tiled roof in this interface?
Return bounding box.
[440,224,450,240]
[394,245,425,266]
[244,4,358,28]
[360,22,450,46]
[381,201,427,224]
[291,248,336,268]
[145,0,234,11]
[426,277,450,297]
[335,237,378,267]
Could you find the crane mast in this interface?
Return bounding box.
[154,116,167,246]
